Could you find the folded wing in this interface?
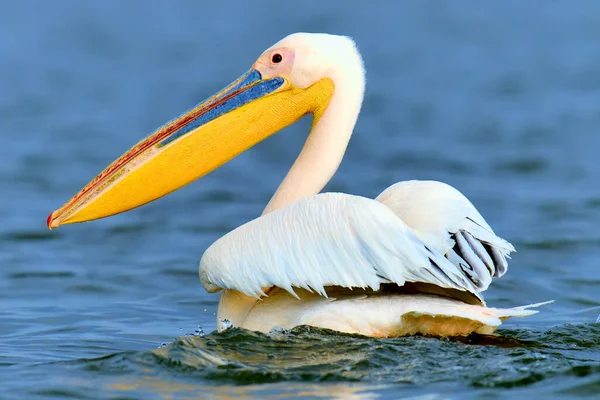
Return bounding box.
[199,184,511,301]
[376,180,515,291]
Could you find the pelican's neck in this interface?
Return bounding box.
[262,61,365,214]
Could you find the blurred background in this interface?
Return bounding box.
[1,1,599,399]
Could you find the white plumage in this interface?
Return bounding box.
[197,33,550,337]
[377,181,514,288]
[201,181,510,301]
[241,287,551,337]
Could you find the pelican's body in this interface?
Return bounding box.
[48,33,549,337]
[233,288,539,337]
[207,185,547,336]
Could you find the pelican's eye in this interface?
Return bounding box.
[271,53,283,64]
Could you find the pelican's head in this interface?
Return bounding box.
[47,33,364,229]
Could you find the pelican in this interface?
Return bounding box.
[48,33,550,338]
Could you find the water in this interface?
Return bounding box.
[1,1,599,398]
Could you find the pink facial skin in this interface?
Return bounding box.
[254,47,296,80]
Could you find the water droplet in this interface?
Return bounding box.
[218,318,233,331]
[268,326,288,335]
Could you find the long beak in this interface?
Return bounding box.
[47,69,334,229]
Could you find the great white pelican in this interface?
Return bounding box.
[48,33,550,337]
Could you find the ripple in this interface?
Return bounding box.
[161,267,198,277]
[8,270,75,279]
[197,189,239,203]
[490,73,527,98]
[585,197,600,209]
[106,223,150,235]
[560,376,600,398]
[496,158,549,175]
[519,238,600,251]
[382,152,472,174]
[65,284,118,294]
[51,324,599,392]
[1,230,59,242]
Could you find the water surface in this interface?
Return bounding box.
[1,1,599,398]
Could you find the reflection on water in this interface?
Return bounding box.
[109,380,386,400]
[33,324,600,398]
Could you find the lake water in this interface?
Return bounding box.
[1,1,599,399]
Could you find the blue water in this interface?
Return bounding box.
[1,1,599,399]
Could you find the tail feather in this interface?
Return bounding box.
[406,299,555,336]
[492,300,554,321]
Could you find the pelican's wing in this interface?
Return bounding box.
[376,180,515,291]
[199,192,481,300]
